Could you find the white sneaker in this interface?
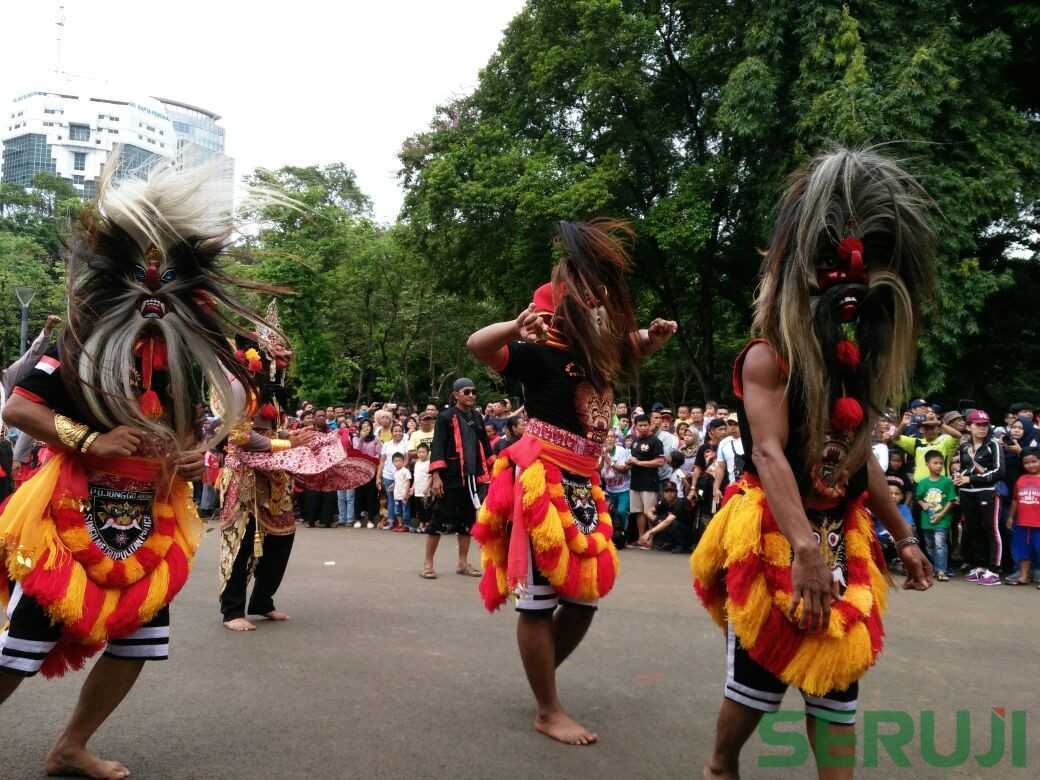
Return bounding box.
[366,521,375,529]
[353,521,362,529]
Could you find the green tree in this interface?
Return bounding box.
[399,0,1040,408]
[235,165,497,407]
[0,232,66,368]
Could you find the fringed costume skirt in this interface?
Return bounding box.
[0,454,200,677]
[471,420,619,612]
[691,477,888,696]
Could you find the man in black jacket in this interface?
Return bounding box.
[423,377,493,579]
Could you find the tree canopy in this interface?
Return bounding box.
[399,0,1040,410]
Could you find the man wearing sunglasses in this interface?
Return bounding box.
[424,377,493,578]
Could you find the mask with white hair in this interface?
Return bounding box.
[59,149,288,455]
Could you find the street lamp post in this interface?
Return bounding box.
[15,286,36,356]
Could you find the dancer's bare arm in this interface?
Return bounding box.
[467,305,548,367]
[865,456,933,590]
[633,318,678,357]
[2,393,143,458]
[740,343,833,633]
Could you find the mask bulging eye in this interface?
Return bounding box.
[133,265,147,282]
[161,269,177,283]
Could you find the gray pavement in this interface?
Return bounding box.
[2,523,1036,779]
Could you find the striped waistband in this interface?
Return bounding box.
[525,419,602,460]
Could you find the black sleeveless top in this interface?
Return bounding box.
[734,342,868,500]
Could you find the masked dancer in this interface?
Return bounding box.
[692,147,935,779]
[0,156,277,779]
[218,308,378,631]
[467,219,676,745]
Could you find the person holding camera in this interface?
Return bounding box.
[894,410,960,483]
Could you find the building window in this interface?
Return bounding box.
[73,175,85,185]
[69,124,90,142]
[1,133,58,187]
[73,151,86,171]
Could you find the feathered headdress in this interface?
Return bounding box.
[59,147,289,453]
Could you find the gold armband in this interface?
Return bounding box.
[80,431,101,454]
[271,439,291,452]
[54,414,91,451]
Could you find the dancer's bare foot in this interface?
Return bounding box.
[222,618,255,632]
[534,711,598,746]
[703,763,739,779]
[46,744,130,779]
[262,610,289,621]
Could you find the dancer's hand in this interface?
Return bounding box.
[173,450,205,482]
[288,429,315,448]
[900,543,934,590]
[515,304,549,344]
[789,545,833,633]
[430,472,445,498]
[86,425,144,458]
[646,318,678,349]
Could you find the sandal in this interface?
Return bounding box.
[456,564,481,577]
[420,569,437,579]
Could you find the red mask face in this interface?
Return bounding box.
[816,237,867,321]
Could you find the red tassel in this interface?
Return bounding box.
[139,389,164,419]
[247,358,263,374]
[234,349,246,363]
[835,339,861,371]
[40,637,103,679]
[260,403,279,422]
[151,340,168,371]
[831,396,865,433]
[837,237,864,264]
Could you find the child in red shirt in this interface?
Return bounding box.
[1006,449,1040,586]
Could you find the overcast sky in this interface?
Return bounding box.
[0,1,525,222]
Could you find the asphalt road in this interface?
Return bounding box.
[2,523,1036,779]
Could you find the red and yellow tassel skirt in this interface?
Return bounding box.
[691,480,887,696]
[0,453,201,677]
[471,433,619,613]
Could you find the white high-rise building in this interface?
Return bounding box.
[1,83,232,200]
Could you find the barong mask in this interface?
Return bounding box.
[60,152,286,455]
[752,147,935,483]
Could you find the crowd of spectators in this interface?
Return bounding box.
[10,359,1034,593]
[598,398,1040,589]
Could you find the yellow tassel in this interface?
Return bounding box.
[492,456,512,477]
[122,556,146,584]
[138,561,169,622]
[88,589,120,644]
[761,532,790,567]
[548,550,569,586]
[87,557,115,582]
[843,584,873,617]
[720,496,763,565]
[52,564,88,624]
[529,504,565,552]
[781,622,873,697]
[0,456,67,577]
[519,463,546,509]
[170,481,203,555]
[845,523,872,558]
[60,526,92,552]
[869,562,888,612]
[691,500,732,590]
[727,574,773,649]
[577,557,598,602]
